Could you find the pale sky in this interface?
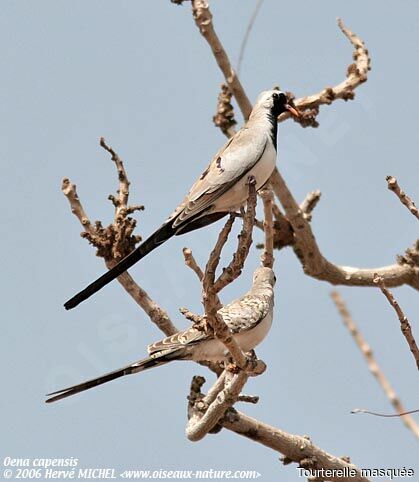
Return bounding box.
[1,1,418,481]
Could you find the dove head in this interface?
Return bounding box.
[252,90,300,119]
[252,267,276,287]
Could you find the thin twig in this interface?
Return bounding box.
[331,291,419,439]
[183,247,204,281]
[373,274,419,370]
[278,19,371,127]
[300,190,322,221]
[386,176,419,220]
[352,407,419,417]
[203,214,236,290]
[237,0,264,76]
[100,137,130,209]
[179,307,204,324]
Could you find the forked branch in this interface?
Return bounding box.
[202,179,257,369]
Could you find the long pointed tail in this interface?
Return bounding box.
[45,351,177,403]
[64,222,175,310]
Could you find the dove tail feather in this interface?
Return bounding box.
[174,211,228,235]
[45,350,182,403]
[64,221,176,310]
[64,208,228,310]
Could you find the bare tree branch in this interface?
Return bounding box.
[222,410,371,482]
[386,175,419,220]
[331,291,419,439]
[191,0,252,119]
[279,19,371,127]
[213,180,257,293]
[270,169,419,290]
[183,247,204,281]
[186,371,249,441]
[61,142,178,337]
[179,307,203,324]
[100,137,130,210]
[186,371,370,481]
[300,190,322,222]
[187,374,371,480]
[201,214,235,315]
[373,275,419,370]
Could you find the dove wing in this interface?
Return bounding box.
[170,127,268,227]
[147,326,208,356]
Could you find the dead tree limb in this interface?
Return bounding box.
[373,275,419,370]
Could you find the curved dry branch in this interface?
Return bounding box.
[279,19,371,127]
[186,371,248,441]
[270,169,419,290]
[188,375,371,482]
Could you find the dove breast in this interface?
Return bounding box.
[212,138,277,213]
[188,309,273,362]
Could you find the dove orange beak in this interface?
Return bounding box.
[285,104,301,118]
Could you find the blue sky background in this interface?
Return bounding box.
[1,1,418,480]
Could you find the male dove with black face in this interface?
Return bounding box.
[64,90,298,310]
[48,267,275,403]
